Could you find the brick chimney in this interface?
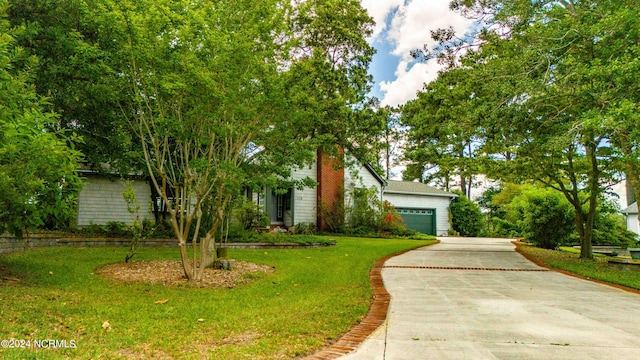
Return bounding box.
[316,147,345,231]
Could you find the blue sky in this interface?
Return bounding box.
[361,0,473,107]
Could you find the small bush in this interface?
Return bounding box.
[142,219,175,238]
[234,200,269,230]
[105,221,133,238]
[449,194,483,237]
[290,222,316,235]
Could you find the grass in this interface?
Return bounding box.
[517,243,640,291]
[0,236,435,359]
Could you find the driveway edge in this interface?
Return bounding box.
[302,240,439,360]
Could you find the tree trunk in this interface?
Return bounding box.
[198,232,216,275]
[460,174,467,197]
[177,238,193,280]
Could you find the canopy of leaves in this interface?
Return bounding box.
[0,1,82,237]
[8,0,141,174]
[408,0,640,258]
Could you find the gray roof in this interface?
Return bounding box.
[622,202,638,214]
[384,180,457,198]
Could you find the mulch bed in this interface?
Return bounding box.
[95,260,274,288]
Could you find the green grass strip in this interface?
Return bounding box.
[517,243,640,291]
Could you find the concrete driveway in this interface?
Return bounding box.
[341,237,640,360]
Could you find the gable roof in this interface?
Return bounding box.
[363,164,387,187]
[384,180,457,198]
[622,202,638,215]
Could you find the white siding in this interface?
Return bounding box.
[77,175,154,226]
[290,162,318,225]
[383,193,452,236]
[344,163,383,206]
[627,214,639,236]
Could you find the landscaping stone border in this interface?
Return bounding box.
[0,234,334,255]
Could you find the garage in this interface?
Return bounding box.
[396,208,436,235]
[383,180,456,236]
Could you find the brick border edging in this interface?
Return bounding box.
[513,241,640,295]
[302,240,440,360]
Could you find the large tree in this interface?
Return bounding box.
[0,1,82,237]
[459,0,636,258]
[409,0,639,258]
[402,67,480,196]
[8,0,140,173]
[112,0,376,281]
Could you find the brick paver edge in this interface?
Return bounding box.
[302,240,440,360]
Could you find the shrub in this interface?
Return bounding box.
[509,188,575,249]
[449,194,483,237]
[289,222,317,235]
[346,188,411,237]
[592,201,638,247]
[319,185,346,233]
[234,200,268,230]
[142,219,175,238]
[378,200,411,236]
[348,188,379,231]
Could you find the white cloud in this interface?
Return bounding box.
[379,60,443,107]
[361,0,404,40]
[362,0,474,107]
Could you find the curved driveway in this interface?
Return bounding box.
[342,237,640,360]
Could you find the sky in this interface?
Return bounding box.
[361,0,474,107]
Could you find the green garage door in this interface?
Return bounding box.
[397,208,436,235]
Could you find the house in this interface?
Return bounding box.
[262,150,456,235]
[622,202,639,236]
[75,151,456,235]
[76,170,155,226]
[260,149,387,230]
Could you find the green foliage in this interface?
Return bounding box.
[415,0,640,258]
[122,179,142,262]
[141,220,174,239]
[234,199,269,231]
[348,187,381,231]
[344,187,412,237]
[402,68,479,195]
[0,2,82,237]
[509,188,575,249]
[289,222,317,235]
[489,185,638,248]
[8,0,142,174]
[319,186,346,233]
[74,220,174,239]
[449,193,483,237]
[591,200,638,247]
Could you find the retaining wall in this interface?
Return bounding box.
[0,234,332,255]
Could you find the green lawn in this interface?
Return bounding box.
[516,243,640,291]
[0,237,435,359]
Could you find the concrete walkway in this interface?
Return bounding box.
[341,237,640,360]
